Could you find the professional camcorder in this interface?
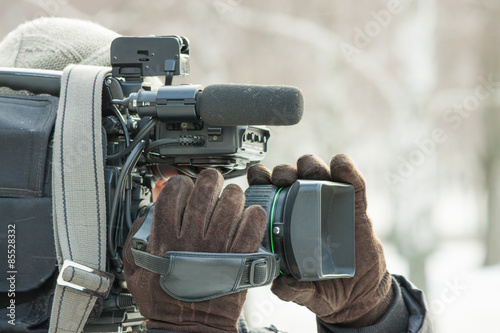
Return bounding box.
[0,36,354,332]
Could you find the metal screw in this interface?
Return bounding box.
[145,66,150,71]
[105,78,112,85]
[113,56,118,61]
[273,227,281,235]
[151,52,155,57]
[181,122,188,129]
[175,54,179,59]
[213,136,218,141]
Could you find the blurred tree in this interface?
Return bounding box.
[482,9,500,266]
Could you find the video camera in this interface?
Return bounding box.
[0,35,354,332]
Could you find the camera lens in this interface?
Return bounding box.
[245,180,356,281]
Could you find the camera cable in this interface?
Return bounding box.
[111,103,130,147]
[108,140,147,263]
[107,117,158,161]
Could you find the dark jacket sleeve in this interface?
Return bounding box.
[316,275,432,333]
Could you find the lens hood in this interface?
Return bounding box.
[245,180,355,281]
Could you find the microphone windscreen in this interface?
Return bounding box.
[197,84,304,126]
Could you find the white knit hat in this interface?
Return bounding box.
[0,17,119,70]
[0,17,120,95]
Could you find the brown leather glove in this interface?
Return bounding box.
[247,154,394,327]
[123,168,267,332]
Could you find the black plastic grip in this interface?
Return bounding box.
[0,67,62,96]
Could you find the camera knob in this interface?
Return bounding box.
[246,133,256,142]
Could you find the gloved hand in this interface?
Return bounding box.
[123,168,267,332]
[247,154,394,327]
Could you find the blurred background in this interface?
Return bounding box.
[1,0,499,331]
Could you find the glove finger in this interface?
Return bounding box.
[181,168,224,241]
[271,164,298,187]
[228,205,267,253]
[297,154,331,180]
[330,154,368,214]
[270,275,312,302]
[271,276,335,317]
[247,164,272,185]
[149,174,194,255]
[205,184,245,252]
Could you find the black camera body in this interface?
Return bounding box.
[0,35,354,332]
[109,36,354,284]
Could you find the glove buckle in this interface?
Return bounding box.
[249,258,270,286]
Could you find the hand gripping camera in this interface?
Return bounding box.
[0,36,355,332]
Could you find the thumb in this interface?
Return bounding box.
[330,154,368,214]
[247,164,272,186]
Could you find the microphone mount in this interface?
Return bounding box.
[118,85,202,123]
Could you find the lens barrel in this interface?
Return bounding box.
[245,180,356,281]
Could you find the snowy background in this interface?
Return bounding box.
[2,1,500,331]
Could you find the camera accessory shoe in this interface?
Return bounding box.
[247,154,394,327]
[123,168,278,333]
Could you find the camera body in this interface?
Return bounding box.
[0,35,353,332]
[114,37,355,288]
[0,35,275,332]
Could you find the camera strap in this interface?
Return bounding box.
[131,248,280,302]
[50,65,114,333]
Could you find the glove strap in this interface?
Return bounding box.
[131,248,279,302]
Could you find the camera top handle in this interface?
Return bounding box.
[0,35,189,96]
[0,67,61,96]
[111,35,190,89]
